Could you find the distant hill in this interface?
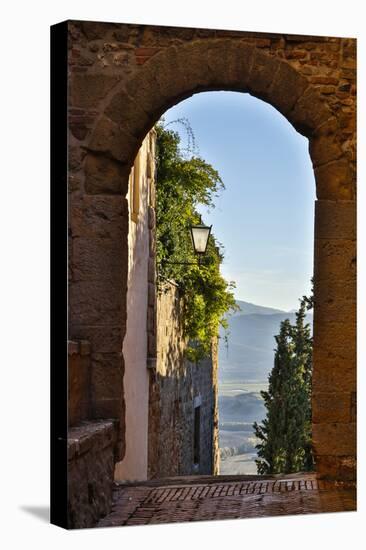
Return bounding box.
[219,300,313,384]
[233,300,286,316]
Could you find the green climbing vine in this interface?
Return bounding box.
[155,120,238,361]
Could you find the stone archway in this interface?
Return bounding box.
[68,25,356,483]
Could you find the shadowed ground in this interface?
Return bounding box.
[97,473,356,528]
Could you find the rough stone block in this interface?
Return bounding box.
[312,422,356,456]
[314,238,356,284]
[315,455,356,481]
[312,348,356,393]
[125,60,168,116]
[290,86,333,136]
[148,283,156,306]
[79,21,110,40]
[93,398,122,420]
[148,206,156,230]
[148,332,157,356]
[173,42,214,92]
[315,200,356,240]
[313,318,356,362]
[68,340,79,355]
[314,276,356,320]
[68,352,91,426]
[149,231,156,256]
[309,134,344,167]
[350,391,357,422]
[70,325,124,354]
[268,59,309,117]
[105,91,151,138]
[88,115,140,164]
[67,419,117,528]
[79,340,91,355]
[71,237,127,282]
[143,48,194,113]
[70,74,121,109]
[147,306,156,333]
[69,145,87,172]
[246,49,280,101]
[147,257,156,284]
[313,312,356,354]
[70,195,128,240]
[91,353,123,401]
[312,392,351,424]
[231,43,256,89]
[85,153,129,195]
[69,280,125,326]
[314,158,355,200]
[206,40,253,91]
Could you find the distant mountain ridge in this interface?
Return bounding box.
[219,299,313,384]
[233,300,286,316]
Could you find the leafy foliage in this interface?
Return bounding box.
[155,121,238,361]
[253,290,314,474]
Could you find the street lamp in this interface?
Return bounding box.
[190,221,212,256]
[159,218,212,267]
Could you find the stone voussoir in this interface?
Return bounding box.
[88,115,140,164]
[289,86,333,136]
[85,153,130,195]
[70,73,122,109]
[70,194,128,240]
[314,158,355,200]
[267,59,309,117]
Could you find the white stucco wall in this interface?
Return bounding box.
[114,134,153,481]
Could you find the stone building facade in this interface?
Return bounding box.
[148,281,220,478]
[66,20,356,527]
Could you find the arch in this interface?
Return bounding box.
[87,39,354,201]
[72,36,355,481]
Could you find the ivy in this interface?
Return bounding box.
[155,121,238,361]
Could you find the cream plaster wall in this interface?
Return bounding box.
[114,134,153,481]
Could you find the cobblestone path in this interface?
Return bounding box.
[97,473,356,528]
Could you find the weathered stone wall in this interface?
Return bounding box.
[312,200,356,480]
[68,420,117,528]
[67,20,356,481]
[211,338,220,475]
[146,131,158,372]
[68,340,91,426]
[68,341,119,528]
[148,282,219,478]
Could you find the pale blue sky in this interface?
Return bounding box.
[162,91,315,312]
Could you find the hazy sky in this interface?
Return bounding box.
[162,91,316,312]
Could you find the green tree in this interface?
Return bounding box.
[253,292,314,474]
[155,121,237,361]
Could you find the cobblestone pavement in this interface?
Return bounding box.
[97,473,356,528]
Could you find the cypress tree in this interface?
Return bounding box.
[253,292,314,474]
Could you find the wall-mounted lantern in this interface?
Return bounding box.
[190,222,212,256]
[159,217,212,268]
